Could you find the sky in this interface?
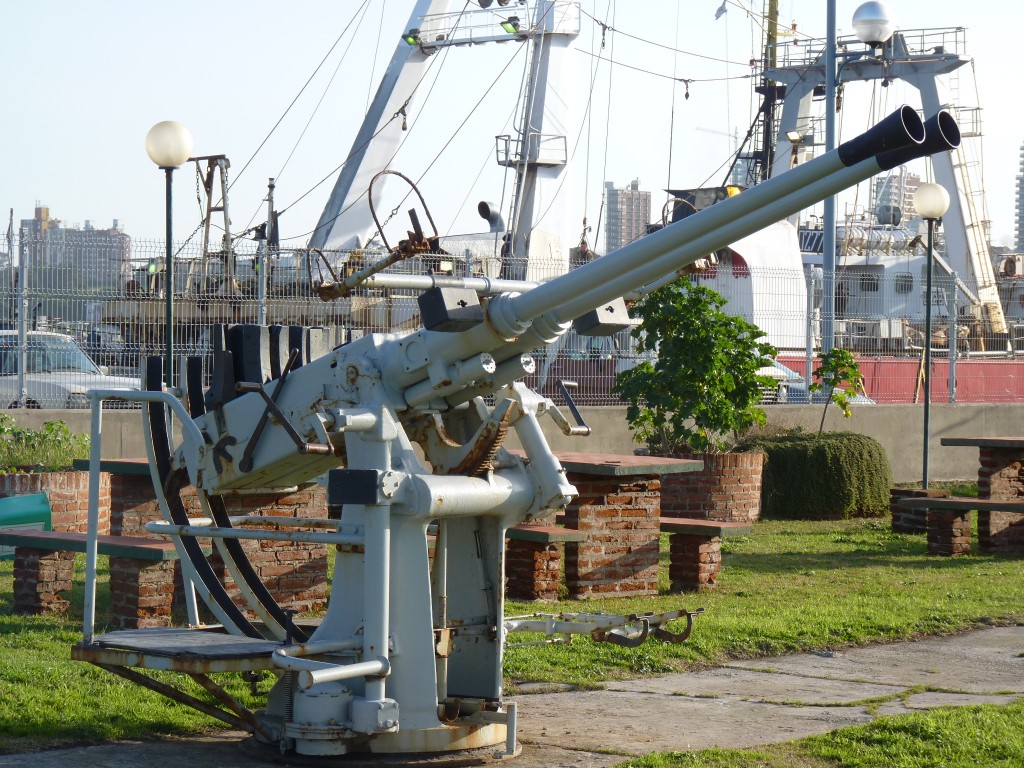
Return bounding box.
[3,0,1023,252]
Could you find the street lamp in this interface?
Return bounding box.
[915,181,951,489]
[145,120,193,386]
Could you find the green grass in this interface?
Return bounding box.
[2,516,1023,753]
[614,701,1024,767]
[504,517,1024,687]
[0,557,267,754]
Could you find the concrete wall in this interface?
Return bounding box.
[12,402,1024,484]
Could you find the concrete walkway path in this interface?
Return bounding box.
[3,626,1022,767]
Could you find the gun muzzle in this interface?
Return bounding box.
[494,106,955,337]
[876,110,961,171]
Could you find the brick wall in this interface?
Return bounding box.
[0,471,110,534]
[109,557,179,629]
[661,452,764,523]
[505,540,561,601]
[112,475,329,615]
[668,533,721,591]
[563,475,660,598]
[927,509,971,556]
[978,447,1024,500]
[890,487,949,534]
[976,447,1024,553]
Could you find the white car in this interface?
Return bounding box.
[0,331,141,409]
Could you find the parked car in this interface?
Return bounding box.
[84,323,141,371]
[0,331,141,409]
[758,359,875,405]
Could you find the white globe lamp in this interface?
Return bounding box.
[914,182,950,220]
[145,120,194,169]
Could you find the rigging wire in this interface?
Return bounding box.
[237,1,376,237]
[592,1,618,252]
[666,2,681,197]
[278,2,488,242]
[229,0,371,192]
[578,6,748,67]
[576,48,754,88]
[529,1,610,236]
[366,0,388,115]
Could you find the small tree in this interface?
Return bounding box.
[809,348,867,436]
[613,280,778,454]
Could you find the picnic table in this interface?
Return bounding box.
[901,436,1024,554]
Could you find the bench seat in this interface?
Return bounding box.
[896,496,1024,512]
[0,530,184,561]
[1,529,207,628]
[506,524,587,544]
[896,495,1024,556]
[504,524,587,601]
[659,518,753,537]
[659,517,754,592]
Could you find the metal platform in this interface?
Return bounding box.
[72,628,283,672]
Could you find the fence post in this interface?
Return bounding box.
[947,275,957,403]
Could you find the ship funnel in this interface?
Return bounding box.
[837,104,925,167]
[478,201,506,233]
[876,110,961,170]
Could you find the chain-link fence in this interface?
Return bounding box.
[2,232,1023,408]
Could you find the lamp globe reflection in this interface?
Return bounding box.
[145,121,194,169]
[915,182,950,220]
[852,1,895,46]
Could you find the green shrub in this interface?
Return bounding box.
[0,415,90,471]
[613,280,778,454]
[737,431,892,519]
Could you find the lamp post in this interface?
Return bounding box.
[915,182,951,489]
[821,1,894,353]
[145,120,193,386]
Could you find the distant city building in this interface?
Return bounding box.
[873,168,920,225]
[19,205,131,289]
[603,179,651,254]
[1015,142,1024,251]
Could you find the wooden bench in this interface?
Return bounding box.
[0,528,194,628]
[505,523,588,602]
[659,517,753,592]
[896,496,1024,556]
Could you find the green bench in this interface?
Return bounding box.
[659,517,754,592]
[0,492,52,560]
[506,523,587,545]
[0,529,182,561]
[0,525,194,629]
[896,496,1024,556]
[505,523,587,601]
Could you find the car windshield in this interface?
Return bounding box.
[0,335,101,375]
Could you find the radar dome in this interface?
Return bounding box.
[852,1,895,46]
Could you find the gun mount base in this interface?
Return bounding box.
[239,729,520,765]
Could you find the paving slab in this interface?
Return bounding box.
[608,666,903,705]
[2,626,1022,768]
[731,626,1024,694]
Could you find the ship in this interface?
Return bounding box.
[88,2,1024,404]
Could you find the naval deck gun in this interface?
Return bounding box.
[74,106,959,762]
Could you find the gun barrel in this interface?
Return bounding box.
[504,106,949,331]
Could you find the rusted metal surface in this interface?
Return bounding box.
[190,672,275,741]
[72,628,281,672]
[95,663,257,733]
